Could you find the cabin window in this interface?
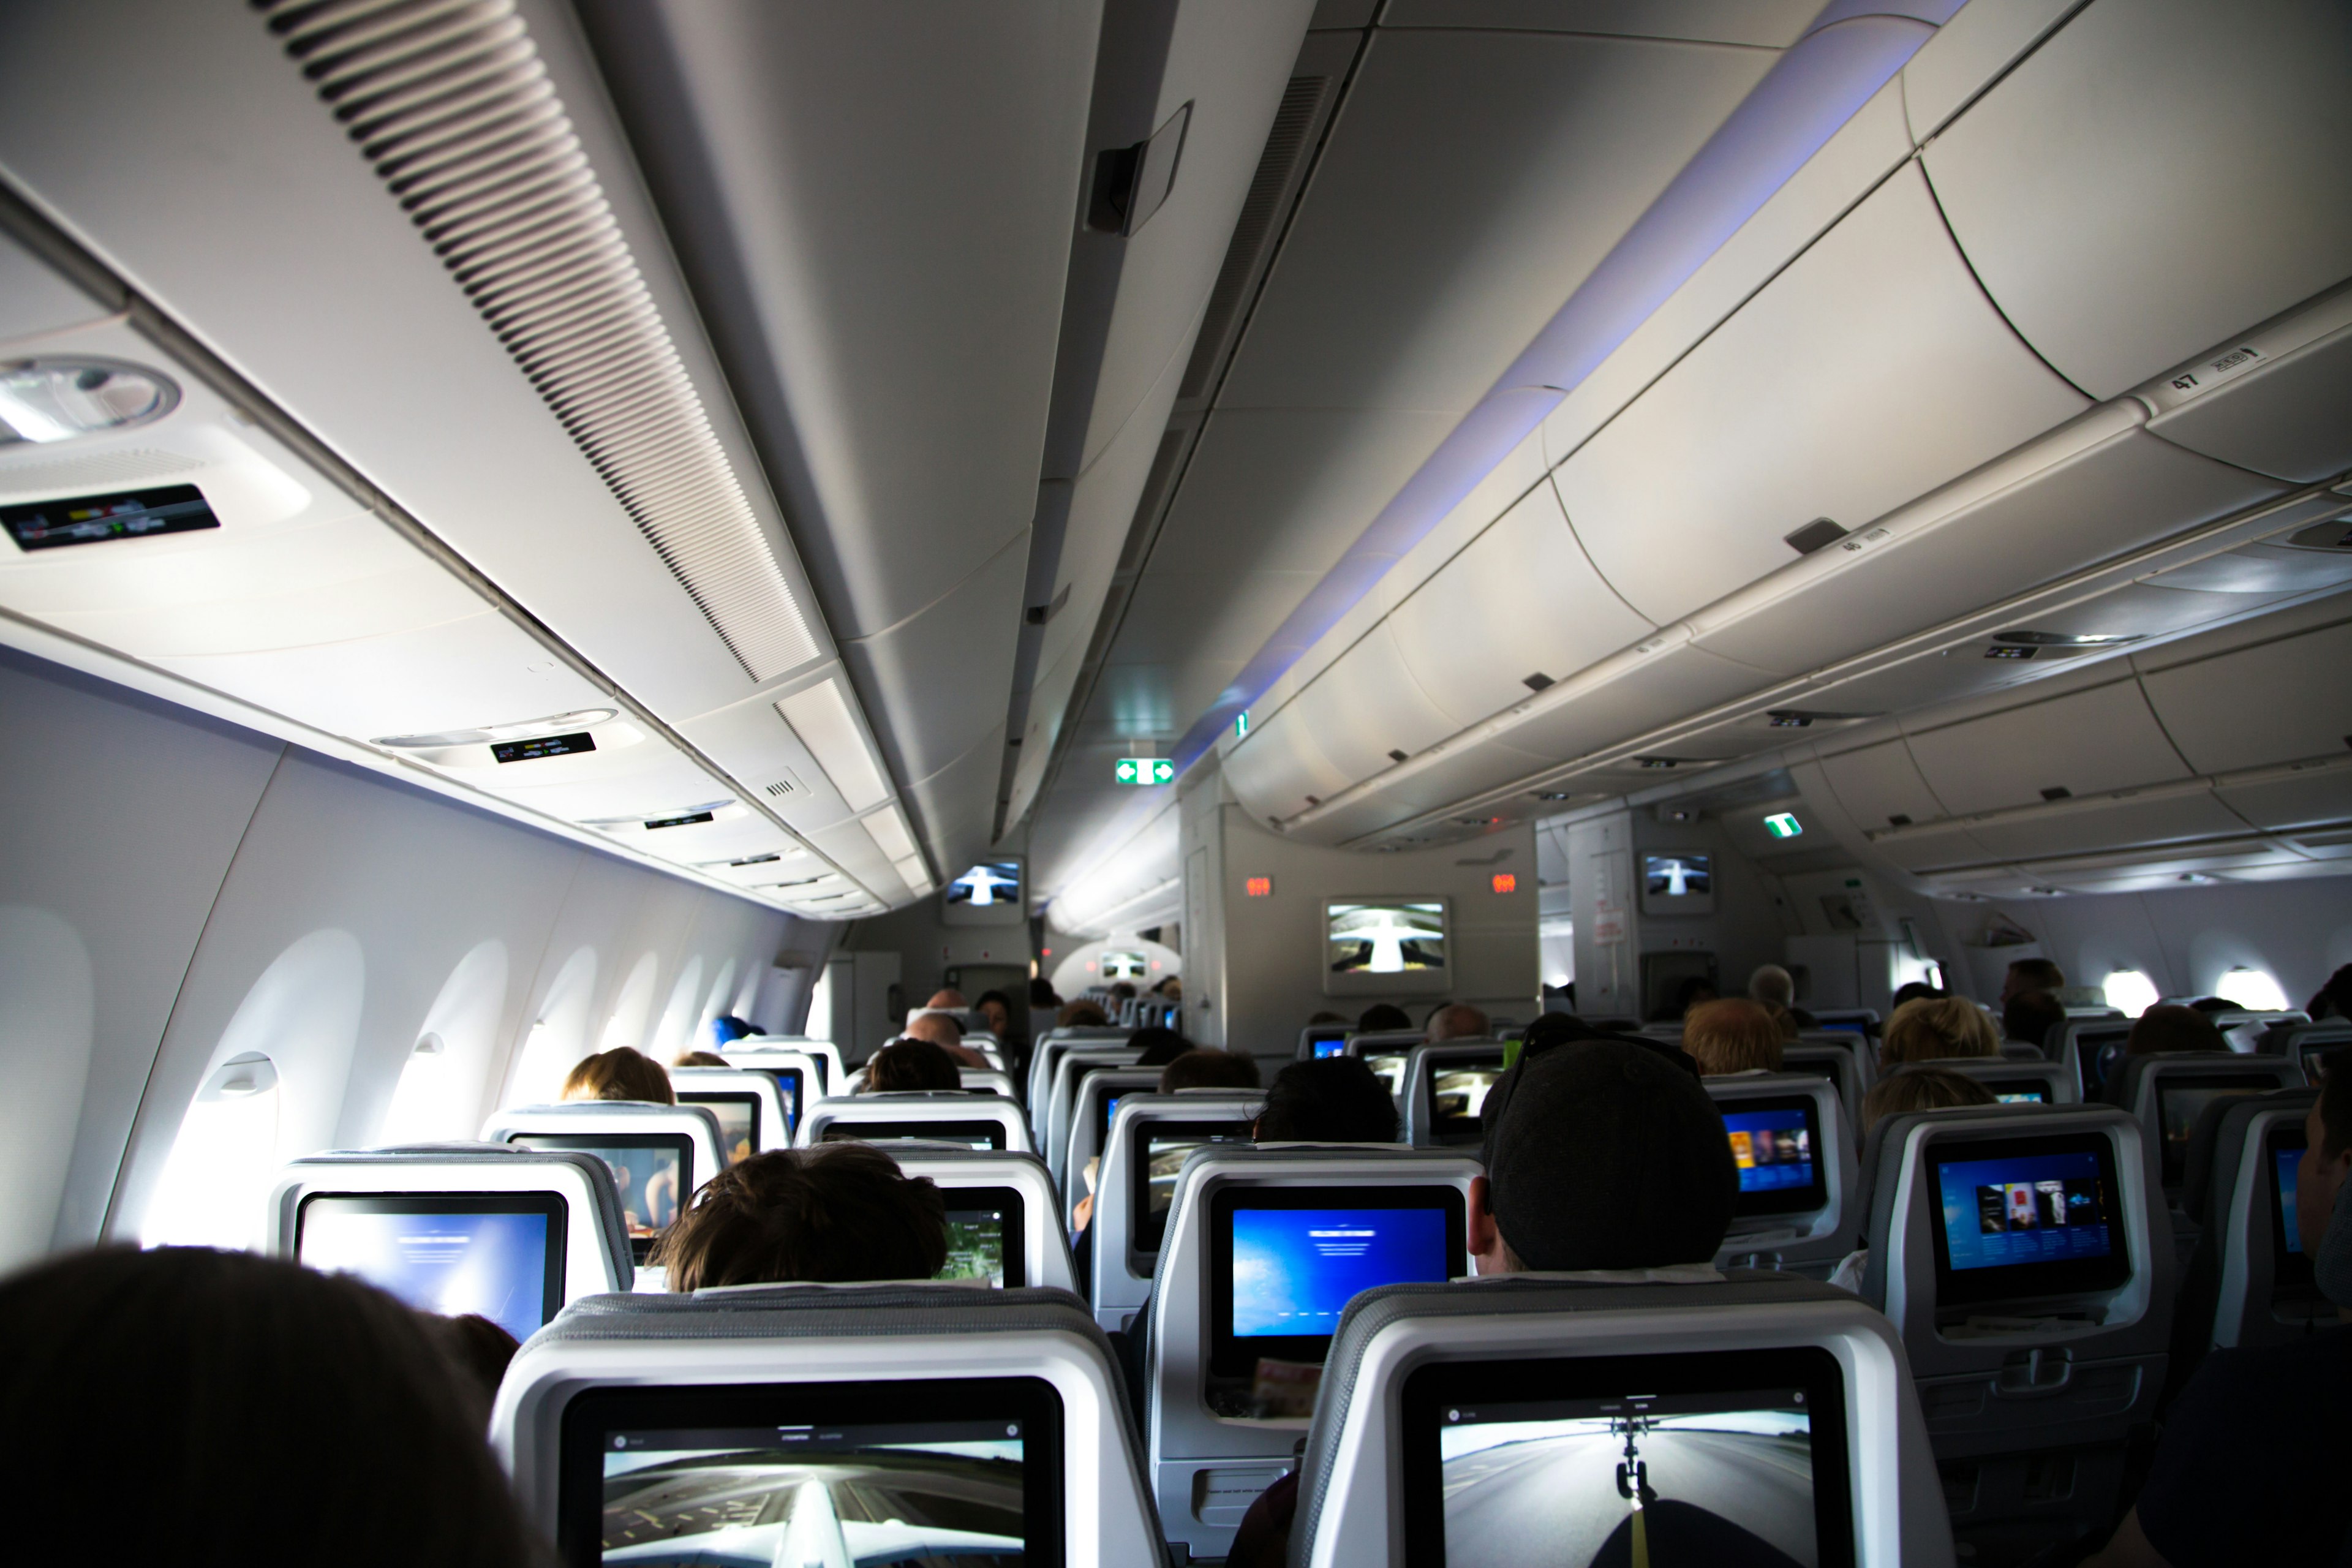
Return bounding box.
[142,1054,280,1251]
[2101,970,2160,1017]
[2214,967,2289,1012]
[377,1033,453,1147]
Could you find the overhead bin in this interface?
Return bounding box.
[1899,679,2189,817]
[1919,0,2352,401]
[1283,624,1458,785]
[2136,282,2352,485]
[1555,163,2091,628]
[2136,606,2352,775]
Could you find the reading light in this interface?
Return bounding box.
[0,358,179,445]
[374,709,617,749]
[1993,630,2144,647]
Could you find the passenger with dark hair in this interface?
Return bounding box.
[1158,1048,1261,1093]
[972,989,1014,1039]
[1356,1001,1413,1033]
[2082,1065,2352,1567]
[1683,998,1784,1076]
[1254,1057,1399,1144]
[1759,1001,1803,1041]
[422,1311,523,1426]
[2124,1003,2228,1058]
[2309,965,2352,1022]
[1306,1009,1347,1027]
[1129,1025,1193,1067]
[561,1046,674,1105]
[1664,974,1720,1021]
[2001,989,2068,1054]
[861,1038,963,1093]
[652,1144,948,1291]
[1058,999,1109,1028]
[1110,981,1138,1003]
[1030,976,1061,1009]
[1888,980,1945,1011]
[1425,1001,1490,1042]
[2001,957,2065,1007]
[0,1248,543,1564]
[2187,995,2234,1015]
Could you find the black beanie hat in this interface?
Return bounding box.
[1480,1038,1737,1271]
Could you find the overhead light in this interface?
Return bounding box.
[0,358,179,445]
[892,854,932,893]
[374,709,617,749]
[776,678,890,812]
[1993,630,2144,647]
[861,804,918,866]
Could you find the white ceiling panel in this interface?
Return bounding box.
[1902,680,2190,816]
[1286,622,1458,782]
[1378,0,1820,46]
[2139,611,2352,775]
[840,527,1030,788]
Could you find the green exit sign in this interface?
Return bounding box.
[1764,812,1803,839]
[1115,757,1175,786]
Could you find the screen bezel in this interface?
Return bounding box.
[2154,1075,2272,1187]
[1206,1184,1465,1379]
[2070,1027,2131,1096]
[295,1189,568,1335]
[503,1132,693,1263]
[1303,1025,1351,1060]
[1321,895,1452,997]
[556,1376,1065,1568]
[2265,1123,2314,1292]
[674,1090,760,1163]
[1422,1050,1508,1146]
[939,1185,1028,1289]
[1131,1118,1256,1256]
[1398,1346,1855,1568]
[820,1120,1008,1151]
[743,1066,803,1132]
[1724,1096,1828,1219]
[1926,1131,2132,1308]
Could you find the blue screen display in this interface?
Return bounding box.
[2279,1147,2304,1256]
[301,1208,551,1343]
[1724,1107,1814,1193]
[1936,1148,2114,1272]
[1231,1206,1451,1338]
[1313,1038,1346,1058]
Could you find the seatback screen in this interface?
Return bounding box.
[1928,1134,2130,1306]
[1207,1186,1464,1379]
[2155,1076,2269,1187]
[2267,1123,2313,1291]
[1310,1031,1349,1059]
[1425,1051,1506,1145]
[559,1377,1063,1567]
[1995,1088,2049,1104]
[1723,1099,1824,1218]
[677,1092,756,1166]
[1401,1346,1854,1568]
[507,1134,690,1262]
[1133,1120,1253,1254]
[821,1120,1005,1152]
[745,1067,802,1133]
[296,1192,565,1343]
[939,1187,1025,1289]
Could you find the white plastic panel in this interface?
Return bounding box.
[1559,164,2090,625]
[2213,762,2352,834]
[1491,643,1767,770]
[1961,792,2254,864]
[0,230,108,345]
[1817,739,1948,832]
[1377,0,1820,45]
[2139,612,2352,774]
[838,527,1027,786]
[899,723,1008,883]
[1388,478,1651,727]
[1900,0,2083,140]
[1286,623,1458,783]
[1921,0,2352,399]
[1221,710,1355,821]
[1902,680,2190,815]
[2146,311,2352,483]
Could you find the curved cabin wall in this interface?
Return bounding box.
[1216,0,2352,851]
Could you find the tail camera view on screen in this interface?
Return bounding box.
[1438,1387,1820,1568]
[940,1208,1006,1288]
[1937,1150,2114,1271]
[2158,1080,2267,1182]
[1725,1110,1814,1194]
[823,1124,1003,1152]
[1231,1205,1451,1338]
[1327,901,1446,974]
[598,1420,1024,1566]
[1433,1066,1502,1127]
[1366,1054,1409,1098]
[1142,1131,1247,1247]
[1643,854,1711,897]
[510,1137,682,1241]
[945,861,1023,908]
[298,1200,554,1344]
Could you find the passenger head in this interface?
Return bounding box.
[973,990,1013,1038]
[2298,1063,2352,1256]
[1110,982,1137,1001]
[2002,957,2065,1006]
[1425,1003,1490,1044]
[862,1038,963,1093]
[1681,999,1785,1076]
[1159,1049,1262,1094]
[1356,1003,1413,1033]
[1471,1039,1736,1273]
[1858,1066,1999,1137]
[420,1312,522,1426]
[1256,1058,1400,1144]
[0,1248,540,1565]
[1889,981,1945,1011]
[2309,964,2352,1022]
[652,1143,947,1290]
[1129,1025,1193,1066]
[1747,964,1796,1008]
[2000,989,2067,1052]
[902,1011,964,1049]
[707,1014,753,1048]
[1057,1000,1109,1028]
[672,1049,731,1068]
[924,987,967,1009]
[561,1046,675,1105]
[2125,1003,2228,1057]
[1880,997,2000,1066]
[1760,1002,1802,1041]
[1673,976,1720,1017]
[1029,976,1060,1008]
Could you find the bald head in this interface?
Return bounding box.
[903,1010,984,1067]
[924,988,968,1009]
[1426,1003,1490,1044]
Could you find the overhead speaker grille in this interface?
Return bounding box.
[255,0,819,682]
[1178,74,1330,402]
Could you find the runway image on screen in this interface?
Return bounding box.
[1725,1109,1814,1194]
[1230,1205,1451,1338]
[598,1420,1025,1566]
[1437,1387,1818,1568]
[1643,854,1711,898]
[1936,1149,2114,1272]
[1433,1066,1502,1127]
[299,1203,553,1344]
[940,1209,1006,1287]
[1327,901,1446,974]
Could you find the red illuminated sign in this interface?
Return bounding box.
[1245,876,1273,898]
[1490,873,1518,894]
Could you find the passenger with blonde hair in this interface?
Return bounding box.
[560,1046,674,1104]
[1683,998,1785,1076]
[1879,996,2001,1068]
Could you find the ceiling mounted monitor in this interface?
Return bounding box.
[943,860,1025,925]
[1323,898,1450,997]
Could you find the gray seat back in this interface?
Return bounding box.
[667,1065,791,1156]
[2049,1016,2135,1099]
[478,1102,725,1267]
[1704,1071,1858,1273]
[2109,1051,2303,1197]
[734,1034,844,1096]
[1061,1068,1163,1219]
[797,1090,1031,1153]
[1290,1273,1953,1568]
[1915,1055,2078,1107]
[1025,1025,1133,1117]
[1400,1039,1510,1147]
[1780,1043,1868,1136]
[1092,1091,1265,1330]
[714,1044,826,1134]
[881,1145,1079,1293]
[1043,1045,1145,1185]
[2184,1087,2325,1354]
